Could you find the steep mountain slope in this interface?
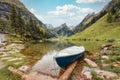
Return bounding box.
[0,0,54,39]
[73,10,107,33]
[0,0,45,30]
[52,23,73,37]
[73,12,95,33]
[45,24,54,29]
[70,0,120,40]
[73,0,118,33]
[70,14,120,40]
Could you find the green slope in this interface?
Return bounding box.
[70,14,120,40]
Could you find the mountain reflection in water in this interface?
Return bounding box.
[31,51,60,77]
[22,41,73,77]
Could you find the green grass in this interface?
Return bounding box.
[5,35,22,42]
[70,14,120,40]
[68,40,106,53]
[101,46,120,74]
[0,53,28,80]
[0,66,21,80]
[69,13,120,75]
[91,71,102,80]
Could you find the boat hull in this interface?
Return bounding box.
[55,52,84,68]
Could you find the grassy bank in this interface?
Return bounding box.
[70,14,120,40]
[68,40,106,53]
[0,40,28,80]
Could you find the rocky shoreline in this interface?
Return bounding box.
[0,42,58,80]
[0,41,120,80]
[70,43,120,80]
[0,42,25,67]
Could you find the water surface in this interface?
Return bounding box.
[22,41,73,77]
[22,40,105,77]
[0,34,5,43]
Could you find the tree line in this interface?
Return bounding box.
[85,0,120,27]
[10,5,46,40]
[107,0,120,23]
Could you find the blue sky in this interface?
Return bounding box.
[20,0,111,27]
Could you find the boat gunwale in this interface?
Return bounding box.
[55,46,85,58]
[53,51,84,59]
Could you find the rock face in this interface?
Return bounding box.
[73,0,120,34]
[0,0,57,38]
[73,12,95,33]
[0,0,45,27]
[45,24,54,29]
[101,0,118,12]
[52,23,73,37]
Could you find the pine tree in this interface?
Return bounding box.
[107,12,112,23]
[17,10,25,38]
[10,6,17,34]
[28,16,34,39]
[0,20,5,32]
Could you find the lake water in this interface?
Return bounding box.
[22,41,74,77]
[21,40,105,77]
[0,34,5,43]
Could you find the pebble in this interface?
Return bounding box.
[19,66,30,72]
[101,55,109,59]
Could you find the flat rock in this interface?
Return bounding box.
[84,58,98,67]
[95,69,117,79]
[81,66,117,79]
[7,58,23,62]
[14,62,22,65]
[0,53,8,57]
[0,57,13,60]
[29,72,57,80]
[81,66,99,79]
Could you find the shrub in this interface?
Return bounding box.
[91,71,102,80]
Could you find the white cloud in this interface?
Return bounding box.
[28,5,95,27]
[76,0,106,3]
[47,4,96,27]
[48,4,95,16]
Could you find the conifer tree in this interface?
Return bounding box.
[10,6,17,34]
[17,10,25,38]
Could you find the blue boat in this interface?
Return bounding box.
[54,46,85,68]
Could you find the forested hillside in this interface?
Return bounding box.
[0,0,47,40]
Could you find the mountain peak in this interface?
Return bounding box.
[61,23,67,27]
